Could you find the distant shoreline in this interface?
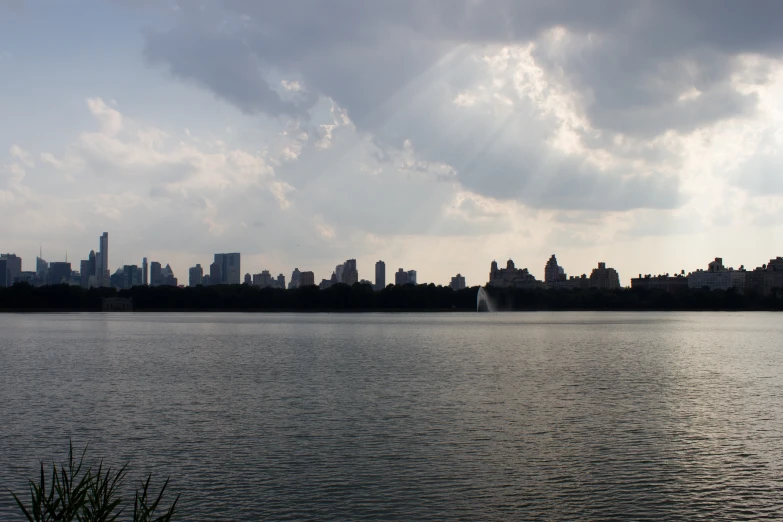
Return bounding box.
[1,308,779,313]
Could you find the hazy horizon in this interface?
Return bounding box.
[2,1,782,286]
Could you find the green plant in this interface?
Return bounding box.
[7,441,179,522]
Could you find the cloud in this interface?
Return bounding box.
[138,1,783,211]
[87,98,124,136]
[10,144,33,167]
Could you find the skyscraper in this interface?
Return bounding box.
[300,271,315,287]
[335,264,345,283]
[189,264,204,287]
[122,265,142,289]
[142,257,148,286]
[407,270,417,285]
[160,264,177,286]
[97,232,109,287]
[395,268,409,286]
[375,260,386,290]
[150,261,162,286]
[0,259,7,287]
[450,274,466,290]
[209,261,221,286]
[36,251,48,281]
[49,262,72,286]
[343,259,358,285]
[0,254,21,285]
[214,253,241,285]
[289,268,301,289]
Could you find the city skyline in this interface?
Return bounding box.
[4,229,782,293]
[2,2,783,287]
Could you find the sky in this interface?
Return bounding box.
[1,0,783,286]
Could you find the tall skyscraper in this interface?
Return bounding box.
[214,253,241,285]
[0,254,22,284]
[375,260,386,290]
[209,261,221,286]
[395,268,409,286]
[407,270,417,285]
[343,259,358,285]
[150,261,162,286]
[36,248,48,281]
[189,264,204,287]
[335,264,345,283]
[450,274,466,290]
[289,268,301,289]
[96,232,109,287]
[277,274,285,289]
[79,250,96,288]
[142,257,148,286]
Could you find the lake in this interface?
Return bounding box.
[1,312,781,520]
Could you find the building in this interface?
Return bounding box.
[48,262,72,286]
[0,254,22,284]
[631,274,689,292]
[343,259,358,285]
[745,257,783,295]
[395,268,409,286]
[142,257,148,286]
[244,273,251,285]
[450,274,466,290]
[544,254,567,288]
[102,298,133,311]
[189,264,204,287]
[36,254,48,281]
[160,264,177,286]
[80,251,96,288]
[97,232,109,287]
[335,264,345,283]
[209,261,221,286]
[160,264,175,286]
[299,271,315,287]
[488,259,543,289]
[289,268,301,289]
[253,270,275,288]
[277,274,285,289]
[589,262,621,290]
[18,271,36,284]
[110,268,124,289]
[687,258,745,291]
[407,270,417,285]
[375,260,386,290]
[214,253,241,285]
[0,259,7,287]
[150,261,162,286]
[121,265,142,289]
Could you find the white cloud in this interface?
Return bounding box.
[87,97,124,136]
[9,144,33,167]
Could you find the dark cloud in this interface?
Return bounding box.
[141,0,783,211]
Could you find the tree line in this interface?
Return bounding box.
[0,282,782,311]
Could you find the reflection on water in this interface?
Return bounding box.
[1,312,782,520]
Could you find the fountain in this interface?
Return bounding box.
[476,287,494,312]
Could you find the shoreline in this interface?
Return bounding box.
[0,308,778,313]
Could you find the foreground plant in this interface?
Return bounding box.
[7,442,179,521]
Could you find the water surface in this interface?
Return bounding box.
[1,312,781,520]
